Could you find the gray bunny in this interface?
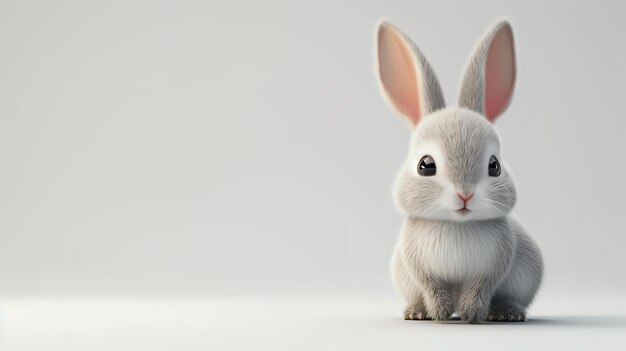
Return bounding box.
[375,19,543,323]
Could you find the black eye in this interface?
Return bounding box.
[488,156,501,177]
[418,155,436,176]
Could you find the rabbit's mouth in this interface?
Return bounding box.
[456,208,471,215]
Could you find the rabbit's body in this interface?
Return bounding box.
[375,20,543,323]
[393,218,514,295]
[392,216,542,322]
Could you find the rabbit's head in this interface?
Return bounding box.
[376,19,518,222]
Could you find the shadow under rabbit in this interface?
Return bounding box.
[400,315,626,328]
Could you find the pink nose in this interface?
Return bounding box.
[458,193,474,202]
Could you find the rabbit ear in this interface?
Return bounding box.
[457,19,516,122]
[376,21,445,127]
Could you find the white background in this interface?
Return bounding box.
[0,0,625,349]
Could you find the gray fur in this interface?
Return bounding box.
[407,39,446,116]
[377,19,543,323]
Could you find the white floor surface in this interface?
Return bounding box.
[1,293,624,351]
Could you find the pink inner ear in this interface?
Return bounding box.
[485,25,515,122]
[378,25,421,125]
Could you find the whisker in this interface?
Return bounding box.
[484,198,514,212]
[481,200,507,217]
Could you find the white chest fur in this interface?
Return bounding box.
[401,218,514,283]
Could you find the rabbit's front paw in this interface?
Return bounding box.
[487,301,526,322]
[426,297,455,321]
[459,293,489,324]
[458,284,491,323]
[460,304,488,324]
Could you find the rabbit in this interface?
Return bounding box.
[375,18,543,323]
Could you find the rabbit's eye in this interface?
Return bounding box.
[488,156,501,177]
[418,156,436,176]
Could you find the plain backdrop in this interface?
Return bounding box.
[1,0,625,301]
